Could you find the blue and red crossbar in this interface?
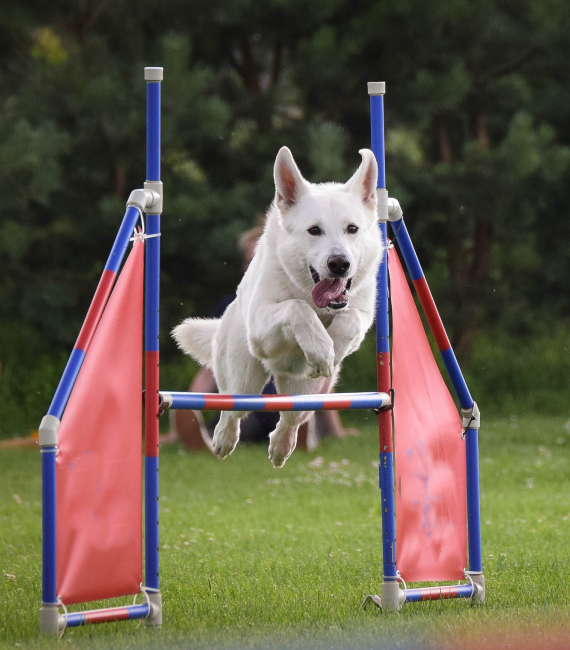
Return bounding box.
[63,603,152,628]
[160,391,392,412]
[404,583,475,603]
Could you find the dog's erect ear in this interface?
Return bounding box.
[274,147,308,213]
[345,149,378,209]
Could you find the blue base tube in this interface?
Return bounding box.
[145,456,159,590]
[41,447,58,605]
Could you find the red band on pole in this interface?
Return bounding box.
[376,352,393,452]
[411,277,451,352]
[75,270,117,352]
[83,607,131,624]
[145,350,160,458]
[204,394,236,410]
[419,586,459,601]
[262,396,294,410]
[321,396,353,409]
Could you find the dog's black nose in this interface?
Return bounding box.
[327,255,351,276]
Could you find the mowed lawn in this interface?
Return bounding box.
[1,415,569,649]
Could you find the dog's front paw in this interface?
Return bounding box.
[212,420,239,459]
[306,350,335,378]
[268,433,296,468]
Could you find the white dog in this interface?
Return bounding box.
[173,147,383,467]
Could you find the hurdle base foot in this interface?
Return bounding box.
[381,580,404,612]
[39,603,63,635]
[146,591,162,627]
[467,571,485,604]
[361,594,382,610]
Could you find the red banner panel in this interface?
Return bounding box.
[56,240,144,604]
[389,248,467,582]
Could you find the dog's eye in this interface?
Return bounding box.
[308,226,323,236]
[347,224,359,234]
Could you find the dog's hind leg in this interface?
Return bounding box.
[269,374,337,468]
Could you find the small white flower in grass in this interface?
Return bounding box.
[307,456,324,469]
[488,554,493,558]
[4,573,16,581]
[245,499,253,504]
[526,478,535,489]
[486,520,491,525]
[500,553,507,557]
[12,494,23,505]
[183,542,189,546]
[335,521,343,526]
[355,548,361,552]
[341,459,350,466]
[556,437,565,445]
[328,461,339,470]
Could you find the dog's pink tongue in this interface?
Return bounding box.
[312,278,345,308]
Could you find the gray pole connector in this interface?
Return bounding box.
[144,67,163,82]
[368,81,386,96]
[127,188,161,214]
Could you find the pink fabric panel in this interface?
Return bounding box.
[56,240,144,605]
[389,248,467,582]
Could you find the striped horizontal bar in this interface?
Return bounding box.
[63,603,150,628]
[404,584,475,603]
[161,391,392,412]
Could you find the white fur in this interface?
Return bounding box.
[172,318,219,366]
[173,147,384,467]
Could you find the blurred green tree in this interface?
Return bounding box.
[1,0,570,434]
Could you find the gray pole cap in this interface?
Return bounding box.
[144,67,164,82]
[367,81,386,96]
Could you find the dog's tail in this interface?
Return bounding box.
[171,318,220,367]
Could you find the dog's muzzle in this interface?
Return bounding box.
[309,266,353,310]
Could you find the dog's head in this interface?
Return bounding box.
[273,147,382,310]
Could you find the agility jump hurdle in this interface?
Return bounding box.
[38,68,483,635]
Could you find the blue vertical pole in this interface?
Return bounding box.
[41,447,57,602]
[143,67,163,625]
[369,82,400,610]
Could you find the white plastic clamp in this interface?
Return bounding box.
[144,181,163,214]
[368,81,386,96]
[465,570,486,604]
[381,578,405,612]
[461,401,481,430]
[39,602,64,635]
[377,188,389,222]
[144,67,163,82]
[388,197,403,222]
[127,188,161,214]
[158,391,173,410]
[38,415,60,447]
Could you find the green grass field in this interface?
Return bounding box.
[1,415,569,649]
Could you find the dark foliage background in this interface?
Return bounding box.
[2,0,570,436]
